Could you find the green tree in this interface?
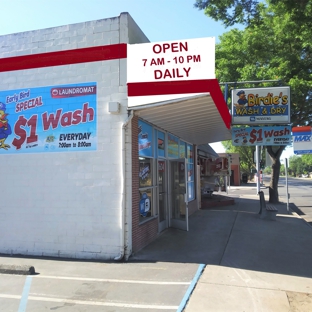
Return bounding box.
[289,155,306,176]
[301,154,312,173]
[194,0,311,27]
[263,166,271,175]
[196,0,312,203]
[280,164,285,176]
[194,0,263,26]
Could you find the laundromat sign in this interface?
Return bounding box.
[0,82,97,154]
[127,37,215,107]
[231,86,290,125]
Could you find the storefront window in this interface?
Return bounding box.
[179,140,186,158]
[187,144,195,201]
[139,157,155,222]
[138,120,153,157]
[139,189,153,221]
[187,144,193,162]
[139,158,153,188]
[138,119,156,223]
[168,133,179,158]
[157,131,165,158]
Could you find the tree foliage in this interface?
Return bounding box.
[194,0,263,27]
[289,154,312,176]
[196,0,312,202]
[194,0,311,27]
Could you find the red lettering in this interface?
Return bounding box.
[42,109,62,131]
[42,103,94,130]
[72,110,82,125]
[82,103,94,122]
[26,115,38,144]
[154,70,162,79]
[60,111,72,127]
[152,42,189,54]
[180,42,188,52]
[171,43,178,52]
[12,115,38,149]
[12,115,27,150]
[163,43,170,53]
[153,44,162,54]
[15,96,43,113]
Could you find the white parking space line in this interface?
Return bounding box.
[34,274,191,285]
[0,294,21,299]
[0,293,178,310]
[28,296,178,310]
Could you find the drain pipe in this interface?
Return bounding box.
[114,110,134,261]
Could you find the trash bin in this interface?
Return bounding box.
[242,173,248,184]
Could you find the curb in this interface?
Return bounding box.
[177,263,206,312]
[289,210,312,229]
[0,264,35,275]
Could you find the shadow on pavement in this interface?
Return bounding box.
[130,196,312,279]
[290,203,312,227]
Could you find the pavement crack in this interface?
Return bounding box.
[218,211,239,266]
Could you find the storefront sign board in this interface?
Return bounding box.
[231,87,290,125]
[292,126,312,154]
[127,37,215,107]
[232,125,292,146]
[0,82,97,154]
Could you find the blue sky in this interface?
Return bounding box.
[0,0,294,159]
[0,0,231,41]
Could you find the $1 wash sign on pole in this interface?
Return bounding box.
[232,126,292,146]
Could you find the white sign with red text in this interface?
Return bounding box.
[127,37,215,107]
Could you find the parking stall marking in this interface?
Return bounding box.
[0,263,201,311]
[0,293,179,310]
[34,274,191,285]
[0,273,192,311]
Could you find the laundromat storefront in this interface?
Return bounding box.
[130,94,232,254]
[127,32,232,254]
[0,12,232,261]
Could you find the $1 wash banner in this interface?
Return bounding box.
[232,125,292,146]
[0,82,97,154]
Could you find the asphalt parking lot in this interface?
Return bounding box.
[0,258,201,312]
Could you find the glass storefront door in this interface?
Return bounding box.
[169,158,189,231]
[158,160,168,232]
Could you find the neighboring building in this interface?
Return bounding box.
[0,13,231,260]
[218,153,241,186]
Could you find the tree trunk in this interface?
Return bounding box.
[269,157,280,203]
[266,146,285,203]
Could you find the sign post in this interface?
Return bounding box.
[256,145,260,194]
[285,158,290,213]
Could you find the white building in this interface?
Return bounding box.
[0,13,231,260]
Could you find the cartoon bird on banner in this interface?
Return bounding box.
[0,102,12,150]
[234,90,248,108]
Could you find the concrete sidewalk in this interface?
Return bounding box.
[186,199,312,311]
[131,193,312,311]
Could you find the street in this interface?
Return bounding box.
[229,174,312,226]
[269,175,312,225]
